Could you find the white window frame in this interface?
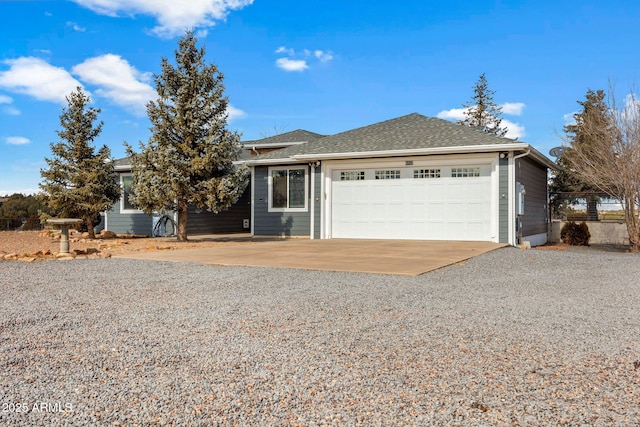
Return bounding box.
[413,168,441,179]
[340,171,365,181]
[268,166,308,212]
[120,173,143,214]
[451,167,481,178]
[374,169,401,180]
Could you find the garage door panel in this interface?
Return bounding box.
[332,166,492,241]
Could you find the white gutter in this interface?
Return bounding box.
[250,166,255,236]
[290,143,530,161]
[236,158,305,166]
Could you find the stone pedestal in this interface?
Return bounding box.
[46,218,83,254]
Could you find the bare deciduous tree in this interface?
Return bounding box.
[563,86,640,251]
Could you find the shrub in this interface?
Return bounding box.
[560,221,591,246]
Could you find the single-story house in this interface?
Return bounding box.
[243,113,555,246]
[102,129,325,235]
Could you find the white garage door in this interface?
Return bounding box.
[331,165,492,240]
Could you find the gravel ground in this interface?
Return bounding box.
[1,247,639,426]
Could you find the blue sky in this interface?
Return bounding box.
[1,0,639,195]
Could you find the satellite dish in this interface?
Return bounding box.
[549,146,565,158]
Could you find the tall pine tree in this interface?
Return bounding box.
[126,30,248,242]
[550,89,611,220]
[458,73,508,136]
[40,87,120,238]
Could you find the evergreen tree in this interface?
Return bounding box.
[126,30,248,242]
[458,73,508,136]
[40,87,120,238]
[550,89,611,220]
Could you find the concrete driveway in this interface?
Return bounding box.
[117,237,507,276]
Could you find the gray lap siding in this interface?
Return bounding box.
[105,204,153,235]
[253,165,312,237]
[186,186,251,235]
[516,157,548,237]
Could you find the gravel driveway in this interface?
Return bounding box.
[1,247,639,426]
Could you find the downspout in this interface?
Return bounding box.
[250,166,255,236]
[511,149,530,245]
[308,161,319,239]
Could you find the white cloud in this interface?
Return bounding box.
[227,104,247,121]
[66,21,86,32]
[502,102,525,115]
[0,57,82,104]
[275,46,294,56]
[72,54,156,116]
[0,94,20,115]
[436,107,466,121]
[275,58,308,72]
[72,0,254,38]
[274,46,333,72]
[501,119,526,139]
[6,136,30,145]
[314,50,333,62]
[437,105,526,139]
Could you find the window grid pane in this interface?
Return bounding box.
[271,170,288,208]
[288,168,306,208]
[375,170,401,179]
[413,168,441,179]
[122,176,136,210]
[451,167,481,178]
[340,171,365,181]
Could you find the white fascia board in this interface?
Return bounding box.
[114,165,132,171]
[290,143,529,161]
[238,158,306,166]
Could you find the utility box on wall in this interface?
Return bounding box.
[516,182,525,216]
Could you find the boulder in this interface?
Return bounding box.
[100,230,117,239]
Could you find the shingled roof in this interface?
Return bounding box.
[251,113,524,161]
[242,129,325,146]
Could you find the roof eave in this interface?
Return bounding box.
[236,158,305,166]
[290,143,530,161]
[242,141,308,149]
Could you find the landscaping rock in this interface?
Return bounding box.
[100,230,117,239]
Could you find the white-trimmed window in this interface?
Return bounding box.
[340,171,365,181]
[451,167,481,178]
[120,174,142,213]
[413,168,441,179]
[375,169,401,180]
[269,167,308,212]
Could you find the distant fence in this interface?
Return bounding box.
[550,220,629,245]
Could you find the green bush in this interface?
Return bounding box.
[560,221,591,246]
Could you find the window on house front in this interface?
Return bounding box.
[451,167,481,178]
[269,167,307,211]
[375,169,401,179]
[120,174,141,213]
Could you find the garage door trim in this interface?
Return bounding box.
[321,154,499,241]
